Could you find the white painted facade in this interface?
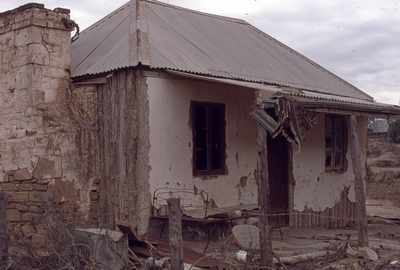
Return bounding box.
[145,73,367,214]
[146,74,260,209]
[292,114,367,211]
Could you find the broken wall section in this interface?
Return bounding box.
[0,3,90,244]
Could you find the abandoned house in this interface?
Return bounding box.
[1,0,400,246]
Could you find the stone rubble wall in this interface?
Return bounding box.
[0,176,48,248]
[0,3,98,247]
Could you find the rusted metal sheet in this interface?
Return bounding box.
[279,91,400,115]
[71,0,372,101]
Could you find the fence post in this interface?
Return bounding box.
[0,192,8,267]
[349,115,369,247]
[257,127,273,267]
[168,198,183,270]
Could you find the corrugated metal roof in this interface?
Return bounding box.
[168,70,400,115]
[71,0,372,101]
[167,70,279,94]
[278,90,400,115]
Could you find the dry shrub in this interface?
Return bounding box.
[7,201,97,270]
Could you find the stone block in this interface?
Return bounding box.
[16,203,29,212]
[7,209,21,222]
[0,182,17,191]
[33,183,48,191]
[32,157,56,179]
[15,65,32,90]
[29,205,43,213]
[21,224,35,236]
[31,89,45,105]
[22,212,40,221]
[13,45,30,67]
[9,191,29,202]
[29,43,50,65]
[14,168,33,180]
[31,233,46,248]
[19,183,34,191]
[89,191,99,201]
[29,191,45,202]
[30,26,43,44]
[14,28,30,46]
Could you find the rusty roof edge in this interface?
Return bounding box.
[276,91,400,115]
[71,66,381,103]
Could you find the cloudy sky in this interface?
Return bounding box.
[2,0,399,104]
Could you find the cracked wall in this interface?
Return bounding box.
[293,114,368,212]
[146,74,259,211]
[0,4,92,244]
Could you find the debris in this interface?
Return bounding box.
[235,250,247,263]
[358,246,378,261]
[144,257,170,269]
[278,251,333,265]
[232,225,260,250]
[74,228,128,270]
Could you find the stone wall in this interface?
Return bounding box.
[0,3,95,244]
[0,177,48,248]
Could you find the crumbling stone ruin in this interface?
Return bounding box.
[0,3,97,249]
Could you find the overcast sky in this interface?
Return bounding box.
[2,0,399,104]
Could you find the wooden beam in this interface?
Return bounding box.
[168,198,183,270]
[348,115,369,247]
[257,127,273,267]
[0,192,8,266]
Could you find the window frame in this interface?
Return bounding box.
[325,114,348,173]
[191,101,227,177]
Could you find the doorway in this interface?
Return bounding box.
[267,134,290,226]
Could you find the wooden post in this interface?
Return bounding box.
[257,127,273,267]
[0,192,8,266]
[348,115,369,247]
[168,198,183,270]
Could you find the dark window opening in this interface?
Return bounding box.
[325,114,347,172]
[191,101,226,176]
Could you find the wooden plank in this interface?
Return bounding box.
[257,127,273,267]
[168,198,183,270]
[0,192,8,266]
[348,115,369,247]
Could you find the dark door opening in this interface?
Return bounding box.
[268,134,290,226]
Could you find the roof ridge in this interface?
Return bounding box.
[143,0,249,25]
[245,24,373,101]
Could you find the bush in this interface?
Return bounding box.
[388,119,400,143]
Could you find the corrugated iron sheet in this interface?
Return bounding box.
[71,0,372,101]
[167,70,279,94]
[278,90,400,115]
[167,70,400,115]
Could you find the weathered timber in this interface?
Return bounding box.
[168,198,183,270]
[0,192,8,266]
[257,127,273,267]
[97,70,140,229]
[349,115,369,247]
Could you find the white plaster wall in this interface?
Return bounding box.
[146,75,260,209]
[146,73,369,213]
[293,114,368,211]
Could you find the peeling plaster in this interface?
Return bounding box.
[147,75,259,209]
[293,114,367,211]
